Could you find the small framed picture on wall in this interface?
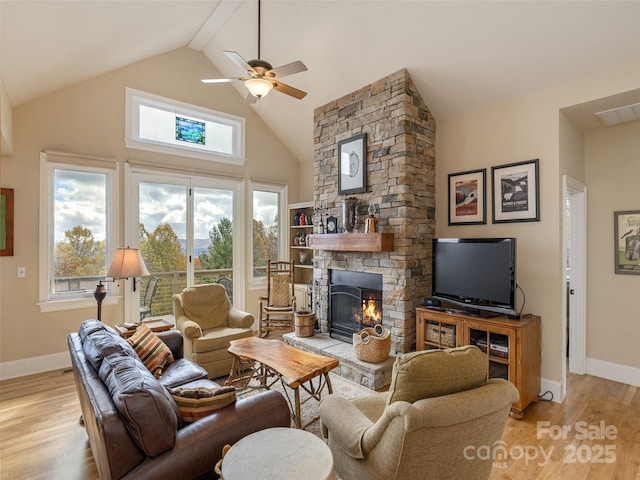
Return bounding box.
[0,188,14,257]
[448,169,486,225]
[338,133,367,195]
[614,210,640,275]
[492,159,540,223]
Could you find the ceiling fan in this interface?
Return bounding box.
[201,0,307,103]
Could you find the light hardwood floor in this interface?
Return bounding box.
[0,369,638,480]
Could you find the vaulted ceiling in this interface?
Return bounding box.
[1,0,639,162]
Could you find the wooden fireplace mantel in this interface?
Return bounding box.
[307,233,394,252]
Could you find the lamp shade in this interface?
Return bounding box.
[106,247,150,279]
[245,78,273,98]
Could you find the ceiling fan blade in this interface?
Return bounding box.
[272,81,307,100]
[201,78,240,84]
[224,51,255,75]
[245,92,258,104]
[267,60,308,79]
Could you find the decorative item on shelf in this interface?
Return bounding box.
[293,235,300,246]
[299,212,307,226]
[365,200,379,233]
[326,215,338,234]
[314,202,328,234]
[342,197,358,233]
[294,211,301,226]
[299,249,311,265]
[353,323,391,363]
[95,247,149,322]
[298,233,306,246]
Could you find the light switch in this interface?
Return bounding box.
[18,267,26,278]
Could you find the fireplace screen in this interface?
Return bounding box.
[329,270,383,343]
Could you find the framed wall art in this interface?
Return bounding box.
[338,133,367,195]
[1,188,14,256]
[614,210,640,275]
[448,169,486,225]
[492,159,540,223]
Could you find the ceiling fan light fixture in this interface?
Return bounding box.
[245,78,273,98]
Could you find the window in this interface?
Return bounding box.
[250,182,287,283]
[39,152,118,312]
[125,88,245,164]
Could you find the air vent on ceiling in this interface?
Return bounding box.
[595,102,640,127]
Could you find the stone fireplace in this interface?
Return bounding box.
[312,69,436,354]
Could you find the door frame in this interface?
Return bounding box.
[562,175,587,387]
[124,163,245,323]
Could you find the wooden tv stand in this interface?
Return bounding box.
[416,307,541,419]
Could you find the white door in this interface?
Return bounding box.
[563,175,587,382]
[124,166,244,322]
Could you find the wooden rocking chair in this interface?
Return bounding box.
[259,260,296,338]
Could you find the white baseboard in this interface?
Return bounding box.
[540,377,563,403]
[0,351,72,381]
[586,357,640,388]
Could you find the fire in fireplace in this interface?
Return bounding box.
[329,270,383,343]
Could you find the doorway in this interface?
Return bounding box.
[124,165,244,323]
[563,175,587,388]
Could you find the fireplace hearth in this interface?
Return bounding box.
[329,270,382,343]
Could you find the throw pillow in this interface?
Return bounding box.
[386,345,487,405]
[127,323,174,378]
[169,385,237,422]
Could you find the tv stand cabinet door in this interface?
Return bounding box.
[463,315,541,420]
[415,307,463,351]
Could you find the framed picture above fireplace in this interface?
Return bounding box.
[338,133,367,195]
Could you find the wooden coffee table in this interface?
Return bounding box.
[225,337,339,429]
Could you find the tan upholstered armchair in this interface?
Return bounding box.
[173,284,254,379]
[319,345,519,480]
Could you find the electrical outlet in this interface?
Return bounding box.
[18,267,26,278]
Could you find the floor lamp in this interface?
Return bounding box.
[94,247,150,321]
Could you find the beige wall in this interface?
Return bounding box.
[0,48,302,370]
[437,93,564,388]
[299,160,314,203]
[585,121,640,368]
[559,111,585,182]
[436,61,640,394]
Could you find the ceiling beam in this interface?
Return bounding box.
[188,0,244,52]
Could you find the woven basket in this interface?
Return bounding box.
[425,321,456,347]
[353,326,391,363]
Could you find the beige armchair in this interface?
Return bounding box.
[173,284,254,379]
[319,345,519,480]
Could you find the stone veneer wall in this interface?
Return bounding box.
[313,69,436,354]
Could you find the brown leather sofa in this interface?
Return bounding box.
[68,319,290,480]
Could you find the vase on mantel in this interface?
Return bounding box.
[342,197,358,233]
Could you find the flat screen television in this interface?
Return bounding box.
[432,238,518,318]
